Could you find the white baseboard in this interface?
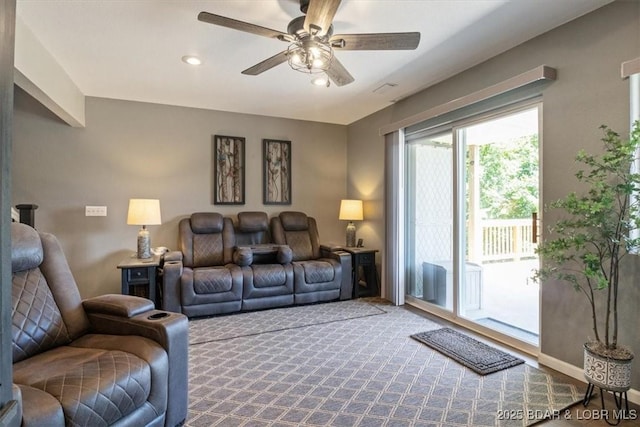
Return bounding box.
[538,352,640,405]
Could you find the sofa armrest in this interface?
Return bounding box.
[235,244,293,265]
[163,250,182,263]
[85,307,188,427]
[161,253,184,313]
[320,243,344,254]
[322,249,353,300]
[82,294,154,318]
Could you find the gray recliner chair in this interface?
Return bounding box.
[162,212,243,317]
[270,211,352,304]
[10,222,188,427]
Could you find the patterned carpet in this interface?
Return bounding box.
[186,299,582,426]
[189,299,386,344]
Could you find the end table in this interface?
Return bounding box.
[117,254,161,307]
[343,247,379,298]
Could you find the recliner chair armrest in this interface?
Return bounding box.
[322,249,353,300]
[320,243,345,254]
[85,307,189,427]
[161,255,184,313]
[83,294,154,318]
[163,250,182,263]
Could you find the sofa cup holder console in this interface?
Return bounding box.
[147,311,171,320]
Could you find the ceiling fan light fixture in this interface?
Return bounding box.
[287,41,332,74]
[311,75,330,87]
[291,51,303,65]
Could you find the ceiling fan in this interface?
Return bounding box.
[198,0,420,87]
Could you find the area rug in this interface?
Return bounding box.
[411,327,525,375]
[187,300,583,427]
[189,298,387,345]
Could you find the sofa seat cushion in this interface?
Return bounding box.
[193,267,234,293]
[14,345,151,426]
[252,264,287,287]
[299,260,336,284]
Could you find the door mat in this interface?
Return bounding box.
[411,327,525,375]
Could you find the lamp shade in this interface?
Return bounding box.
[339,199,363,221]
[127,199,162,226]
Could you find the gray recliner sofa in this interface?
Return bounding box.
[161,211,352,317]
[10,222,188,427]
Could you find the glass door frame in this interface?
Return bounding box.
[403,99,543,356]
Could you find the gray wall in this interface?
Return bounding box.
[13,91,348,298]
[346,0,640,386]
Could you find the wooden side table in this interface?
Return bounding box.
[117,254,161,307]
[343,247,379,298]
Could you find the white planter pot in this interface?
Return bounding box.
[584,344,633,392]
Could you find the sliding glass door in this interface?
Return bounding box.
[405,131,454,311]
[405,104,541,346]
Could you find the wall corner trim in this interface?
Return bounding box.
[622,57,640,79]
[14,16,85,128]
[379,65,557,136]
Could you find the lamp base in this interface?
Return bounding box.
[137,226,151,259]
[345,221,356,247]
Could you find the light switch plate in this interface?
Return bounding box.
[85,206,107,216]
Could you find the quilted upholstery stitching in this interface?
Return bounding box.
[12,269,70,362]
[302,261,335,284]
[35,351,150,427]
[252,265,286,287]
[193,268,232,293]
[286,231,313,261]
[193,234,223,267]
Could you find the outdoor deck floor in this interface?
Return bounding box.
[466,259,540,344]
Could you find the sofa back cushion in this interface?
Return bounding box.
[11,223,74,363]
[12,269,71,362]
[235,211,270,245]
[271,212,321,261]
[179,213,235,268]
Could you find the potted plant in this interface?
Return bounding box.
[535,121,640,396]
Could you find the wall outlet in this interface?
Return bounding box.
[85,206,107,216]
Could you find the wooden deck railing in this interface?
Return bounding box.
[480,218,536,261]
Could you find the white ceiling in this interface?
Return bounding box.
[16,0,612,125]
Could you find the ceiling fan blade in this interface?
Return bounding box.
[198,11,289,40]
[304,0,341,36]
[326,57,354,87]
[241,50,289,76]
[331,32,420,50]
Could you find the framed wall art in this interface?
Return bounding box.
[263,139,291,205]
[213,135,245,205]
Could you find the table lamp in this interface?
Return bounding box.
[127,199,162,259]
[339,199,363,247]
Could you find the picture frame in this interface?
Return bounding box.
[213,135,245,205]
[263,139,291,205]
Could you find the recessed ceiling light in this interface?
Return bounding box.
[182,55,202,66]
